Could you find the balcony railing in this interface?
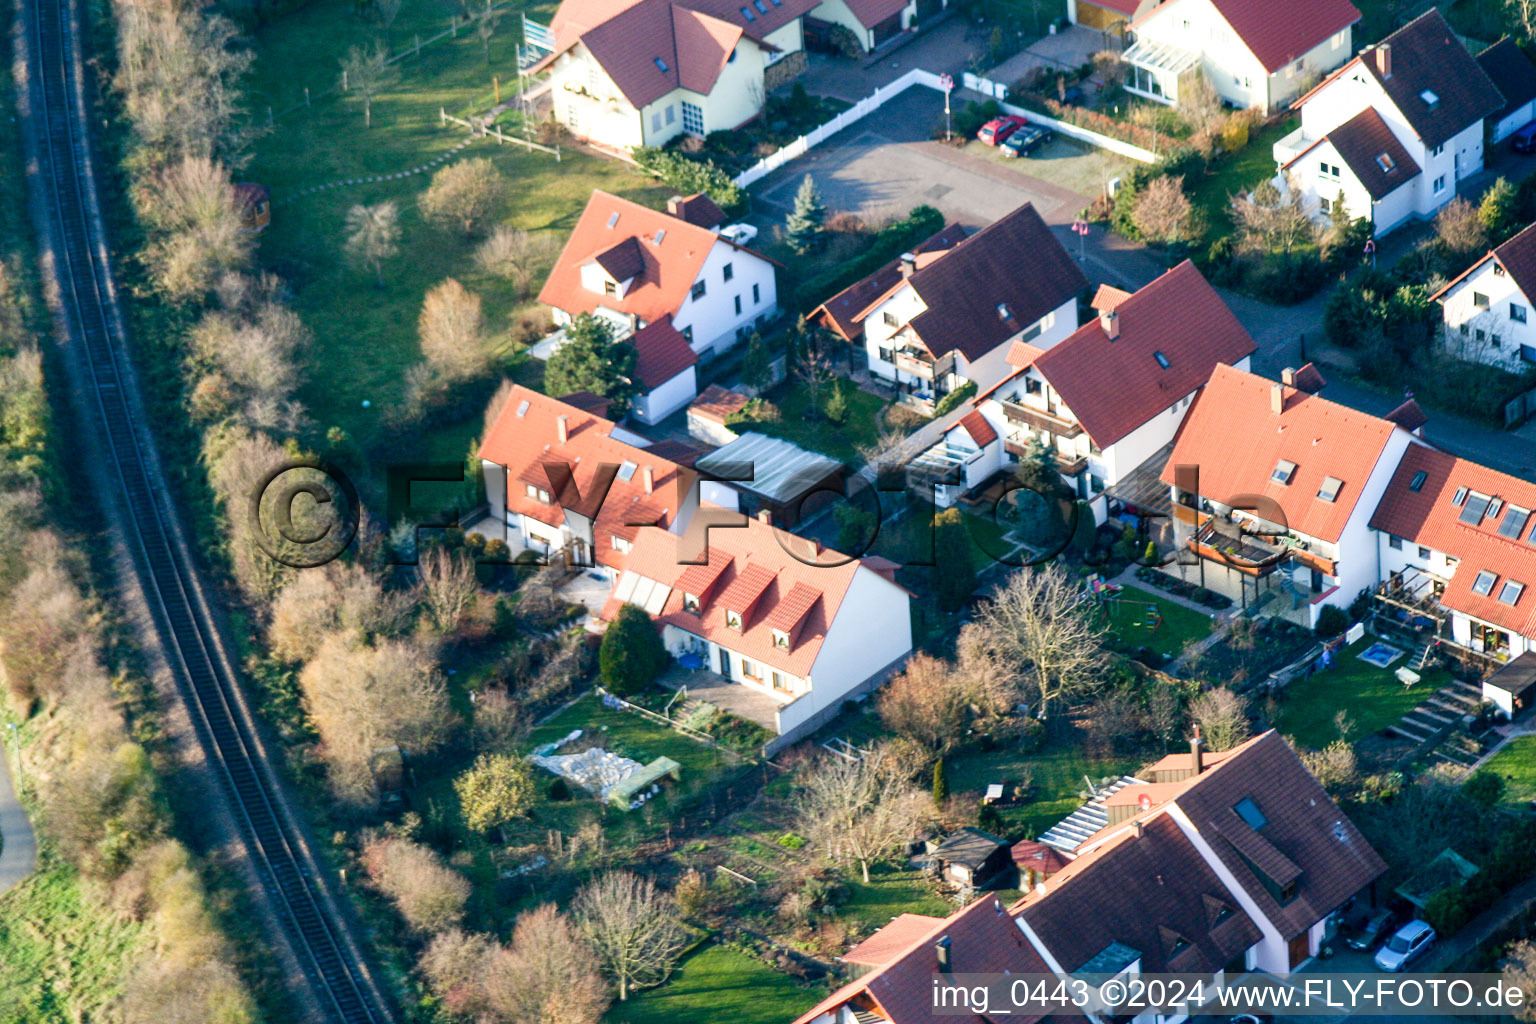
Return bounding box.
[894,349,934,378]
[1000,399,1083,439]
[1003,436,1087,477]
[1191,518,1288,576]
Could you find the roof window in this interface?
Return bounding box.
[1499,506,1531,539]
[1271,459,1297,485]
[1460,492,1491,524]
[755,0,768,12]
[1234,797,1267,830]
[1453,486,1468,505]
[653,56,669,71]
[618,460,638,482]
[1501,580,1525,605]
[740,5,755,19]
[1472,569,1498,596]
[1409,470,1427,492]
[1421,89,1439,109]
[606,211,620,228]
[1317,476,1343,502]
[1154,350,1170,369]
[654,228,666,244]
[515,399,530,417]
[996,302,1012,321]
[1376,152,1396,173]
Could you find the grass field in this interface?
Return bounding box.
[607,943,825,1024]
[239,0,672,458]
[1480,735,1536,808]
[946,741,1141,840]
[838,867,951,934]
[1275,639,1453,750]
[1185,115,1299,241]
[1099,584,1213,659]
[729,381,889,463]
[0,862,149,1023]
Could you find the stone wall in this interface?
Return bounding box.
[764,50,808,93]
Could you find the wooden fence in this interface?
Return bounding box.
[1502,383,1536,428]
[440,109,560,158]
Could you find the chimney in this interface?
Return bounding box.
[1191,726,1204,775]
[1281,367,1297,386]
[1270,383,1285,416]
[1133,820,1144,839]
[628,312,640,332]
[898,252,917,279]
[1376,43,1391,78]
[556,414,569,444]
[1100,309,1119,340]
[757,509,773,525]
[642,465,654,495]
[936,936,952,974]
[666,195,684,218]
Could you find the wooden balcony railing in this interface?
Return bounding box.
[1000,399,1083,439]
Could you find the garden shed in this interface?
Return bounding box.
[1481,652,1536,720]
[930,827,1013,889]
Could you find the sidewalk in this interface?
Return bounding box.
[0,746,37,897]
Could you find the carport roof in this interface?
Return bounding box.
[694,431,842,503]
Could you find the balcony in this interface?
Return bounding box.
[1000,398,1083,439]
[1003,435,1087,477]
[1272,124,1314,167]
[1191,518,1288,577]
[894,348,935,378]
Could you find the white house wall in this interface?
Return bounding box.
[632,366,700,424]
[1285,138,1379,225]
[1492,100,1536,143]
[552,46,644,150]
[673,240,778,357]
[1440,259,1536,371]
[804,566,913,715]
[761,18,804,63]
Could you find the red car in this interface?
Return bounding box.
[978,114,1028,146]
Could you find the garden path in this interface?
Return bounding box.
[271,133,479,208]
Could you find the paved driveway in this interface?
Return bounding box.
[0,748,37,897]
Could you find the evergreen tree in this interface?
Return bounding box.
[742,331,775,392]
[932,757,949,808]
[933,507,977,613]
[545,313,641,416]
[785,174,826,255]
[824,379,849,424]
[599,604,668,697]
[1479,176,1519,242]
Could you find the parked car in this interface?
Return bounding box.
[1374,920,1436,971]
[1347,907,1401,951]
[719,223,758,245]
[1512,120,1536,153]
[978,115,1028,146]
[1000,124,1052,157]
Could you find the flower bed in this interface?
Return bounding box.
[1133,566,1233,610]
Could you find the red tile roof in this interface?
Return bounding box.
[1305,107,1419,201]
[1009,840,1068,875]
[1371,444,1536,639]
[809,223,968,341]
[1161,364,1402,543]
[1092,283,1133,311]
[840,913,943,968]
[687,383,750,423]
[609,509,898,677]
[478,385,688,569]
[792,897,1049,1024]
[956,409,997,447]
[840,0,908,30]
[540,190,761,325]
[1022,261,1257,448]
[668,192,727,229]
[630,316,698,389]
[1137,0,1358,73]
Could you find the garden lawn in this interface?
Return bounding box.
[1100,584,1213,659]
[607,943,824,1024]
[1186,115,1298,240]
[241,0,671,457]
[1275,639,1453,750]
[729,382,888,462]
[838,867,951,934]
[1480,735,1536,809]
[945,741,1142,841]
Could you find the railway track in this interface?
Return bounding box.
[23,0,392,1020]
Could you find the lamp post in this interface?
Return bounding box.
[1072,218,1090,262]
[939,73,954,141]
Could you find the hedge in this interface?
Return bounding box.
[1011,93,1180,155]
[792,204,946,311]
[932,380,977,417]
[632,147,745,214]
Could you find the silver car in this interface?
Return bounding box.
[1374,920,1435,971]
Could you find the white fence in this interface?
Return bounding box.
[441,109,561,159]
[732,66,1156,187]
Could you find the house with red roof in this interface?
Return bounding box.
[538,0,818,150]
[1370,444,1536,675]
[951,261,1254,520]
[478,385,711,575]
[1123,0,1358,112]
[604,509,912,744]
[1273,9,1504,235]
[1066,0,1158,35]
[537,191,778,422]
[1431,221,1536,373]
[1159,364,1424,625]
[850,203,1086,412]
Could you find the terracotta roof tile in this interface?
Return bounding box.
[595,236,646,282]
[1493,221,1536,298]
[629,316,698,389]
[840,0,907,30]
[1370,445,1536,638]
[957,409,997,447]
[1027,262,1257,447]
[841,913,944,968]
[1206,0,1360,73]
[688,383,750,423]
[1357,9,1505,149]
[715,562,777,620]
[1322,107,1420,200]
[900,204,1086,364]
[668,192,727,229]
[1384,397,1428,432]
[1161,364,1401,543]
[765,581,822,637]
[809,223,967,341]
[1478,38,1536,124]
[1289,362,1328,394]
[1092,283,1133,311]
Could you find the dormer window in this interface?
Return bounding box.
[725,609,743,630]
[525,484,551,503]
[1271,460,1297,485]
[683,592,701,613]
[1376,152,1396,174]
[1279,881,1299,905]
[772,628,790,649]
[996,302,1011,321]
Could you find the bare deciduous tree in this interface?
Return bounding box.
[135,155,251,302]
[485,905,611,1024]
[878,650,1020,755]
[1502,939,1536,1022]
[269,561,408,662]
[418,929,498,1018]
[475,225,560,297]
[340,40,396,128]
[475,0,503,63]
[795,745,928,883]
[1434,196,1488,257]
[418,278,492,381]
[1175,69,1223,133]
[1507,0,1536,41]
[1132,174,1193,244]
[421,157,509,238]
[1189,687,1250,751]
[119,959,256,1024]
[300,635,458,801]
[417,546,480,633]
[960,563,1107,718]
[1298,738,1359,796]
[362,836,471,934]
[345,201,402,287]
[573,872,688,1000]
[1232,176,1317,257]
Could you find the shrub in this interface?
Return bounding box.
[632,147,744,213]
[793,204,945,310]
[1314,605,1348,639]
[600,604,667,697]
[1463,770,1506,808]
[932,380,977,418]
[777,832,807,849]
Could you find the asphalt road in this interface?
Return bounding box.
[0,745,37,897]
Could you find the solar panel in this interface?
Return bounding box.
[613,572,639,604]
[643,584,672,615]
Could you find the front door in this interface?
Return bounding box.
[1288,931,1311,968]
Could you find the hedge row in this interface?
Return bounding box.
[792,204,946,311]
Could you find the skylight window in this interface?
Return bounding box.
[996,302,1012,321]
[515,399,530,417]
[1472,569,1498,596]
[1501,581,1525,606]
[1234,797,1267,830]
[1376,152,1396,173]
[740,5,755,19]
[1317,476,1343,502]
[754,0,768,12]
[1460,492,1491,524]
[1421,89,1439,109]
[653,56,669,71]
[1154,350,1170,369]
[1488,498,1505,521]
[1409,470,1427,492]
[1453,486,1469,505]
[617,460,638,482]
[606,211,620,228]
[1271,459,1297,485]
[1499,507,1530,539]
[654,228,666,244]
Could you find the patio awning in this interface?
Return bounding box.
[1122,37,1200,76]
